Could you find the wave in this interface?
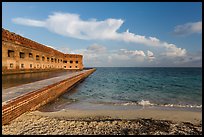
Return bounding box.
[160,104,202,108]
[138,100,153,106]
[92,100,202,109]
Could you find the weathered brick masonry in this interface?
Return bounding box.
[2,68,96,125]
[2,28,95,125]
[2,28,84,75]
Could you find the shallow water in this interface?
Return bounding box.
[39,67,202,112]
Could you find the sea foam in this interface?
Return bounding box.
[138,100,153,106]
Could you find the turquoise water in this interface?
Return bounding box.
[41,67,202,111]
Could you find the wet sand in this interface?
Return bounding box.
[2,108,202,135]
[33,108,202,124]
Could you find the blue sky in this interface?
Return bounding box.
[2,2,202,67]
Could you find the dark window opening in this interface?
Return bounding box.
[29,53,33,58]
[8,50,14,57]
[42,56,45,61]
[55,59,57,63]
[20,52,25,58]
[10,63,13,68]
[30,64,32,68]
[63,60,67,63]
[21,64,24,68]
[70,66,72,68]
[51,58,54,62]
[47,57,49,62]
[70,60,73,64]
[36,55,40,60]
[64,66,66,68]
[76,61,78,64]
[75,66,78,68]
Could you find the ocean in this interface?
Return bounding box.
[39,67,202,112]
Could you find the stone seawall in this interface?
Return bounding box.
[2,68,96,125]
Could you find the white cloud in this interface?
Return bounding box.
[147,50,155,62]
[12,12,187,58]
[174,21,202,36]
[86,43,107,53]
[163,43,187,57]
[119,49,146,57]
[56,47,71,54]
[147,50,154,57]
[64,42,201,67]
[149,37,160,42]
[12,18,46,27]
[154,51,202,67]
[70,44,158,67]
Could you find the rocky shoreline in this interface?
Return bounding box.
[2,112,202,135]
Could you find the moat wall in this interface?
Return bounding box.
[2,68,96,125]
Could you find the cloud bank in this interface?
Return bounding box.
[174,21,202,36]
[70,43,201,67]
[71,44,157,67]
[12,12,186,57]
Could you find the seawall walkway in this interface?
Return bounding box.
[2,68,96,125]
[3,70,87,103]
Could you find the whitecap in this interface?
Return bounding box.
[138,100,153,106]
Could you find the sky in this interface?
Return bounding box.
[2,2,202,67]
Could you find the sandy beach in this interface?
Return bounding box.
[2,108,202,135]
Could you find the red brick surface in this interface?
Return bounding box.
[2,69,96,125]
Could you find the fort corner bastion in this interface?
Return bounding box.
[2,28,84,75]
[2,28,96,125]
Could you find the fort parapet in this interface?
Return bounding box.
[2,28,84,75]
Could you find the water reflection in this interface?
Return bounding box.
[2,70,75,89]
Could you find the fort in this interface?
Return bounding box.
[2,28,83,75]
[2,28,96,125]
